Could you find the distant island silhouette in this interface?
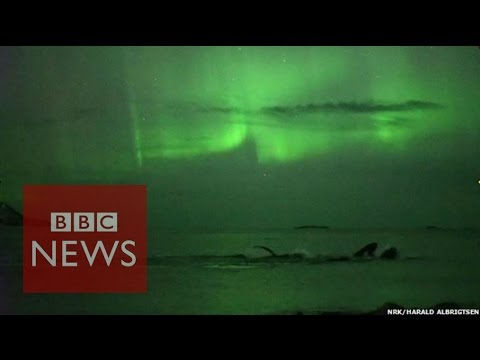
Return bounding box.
[425,226,443,230]
[294,225,330,230]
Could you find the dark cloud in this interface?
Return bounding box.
[261,100,444,115]
[197,105,240,114]
[187,100,443,117]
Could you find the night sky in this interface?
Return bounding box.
[1,46,479,229]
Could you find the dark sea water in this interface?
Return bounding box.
[1,226,480,314]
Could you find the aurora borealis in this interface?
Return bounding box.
[1,46,480,230]
[123,46,455,164]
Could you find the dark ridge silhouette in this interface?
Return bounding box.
[353,242,378,258]
[294,225,330,230]
[288,302,463,315]
[0,202,23,226]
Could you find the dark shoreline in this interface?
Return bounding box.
[282,302,476,315]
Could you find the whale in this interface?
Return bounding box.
[147,243,404,266]
[246,243,399,264]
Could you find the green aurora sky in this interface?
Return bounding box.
[1,46,480,230]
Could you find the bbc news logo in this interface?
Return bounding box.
[23,185,147,293]
[51,212,118,232]
[32,213,136,268]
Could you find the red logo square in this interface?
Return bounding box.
[23,185,147,293]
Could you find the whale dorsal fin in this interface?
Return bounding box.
[253,245,277,257]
